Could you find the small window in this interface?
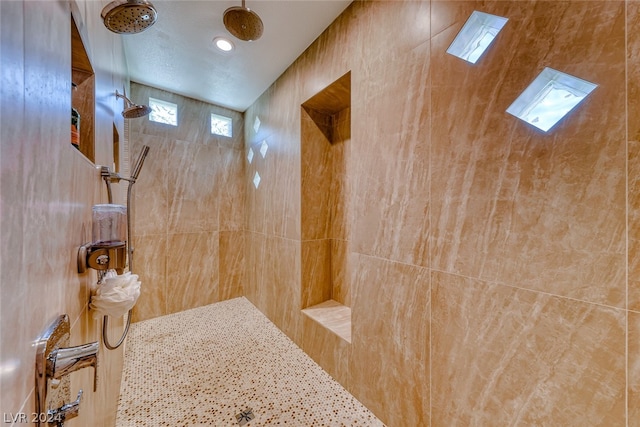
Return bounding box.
[446,11,508,64]
[211,113,233,137]
[149,97,178,126]
[506,67,597,132]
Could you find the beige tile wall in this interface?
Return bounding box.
[1,0,130,424]
[3,0,638,426]
[129,83,246,321]
[244,1,637,425]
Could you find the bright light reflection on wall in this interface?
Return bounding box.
[149,97,178,126]
[446,11,508,64]
[506,67,597,132]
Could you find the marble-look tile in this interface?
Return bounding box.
[351,43,431,267]
[630,0,640,143]
[243,55,305,242]
[243,231,268,313]
[2,0,97,417]
[244,86,272,147]
[243,1,633,426]
[166,232,219,315]
[131,234,167,322]
[330,108,350,240]
[262,235,302,342]
[302,300,351,343]
[244,232,302,342]
[130,83,245,325]
[218,147,245,231]
[131,134,169,237]
[130,83,243,148]
[72,312,125,427]
[630,311,640,424]
[630,140,640,311]
[301,109,334,240]
[2,1,131,424]
[430,0,626,307]
[629,0,640,312]
[219,230,245,301]
[0,0,27,413]
[352,0,431,61]
[330,239,350,306]
[300,306,352,390]
[431,271,626,426]
[245,130,301,240]
[349,254,430,427]
[167,139,220,233]
[301,239,332,309]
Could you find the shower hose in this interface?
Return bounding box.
[101,149,145,350]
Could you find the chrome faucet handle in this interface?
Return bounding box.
[47,342,99,392]
[48,389,83,427]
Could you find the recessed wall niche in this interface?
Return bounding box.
[71,14,95,162]
[300,71,351,343]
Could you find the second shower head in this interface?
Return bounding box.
[116,90,152,119]
[223,0,263,41]
[101,0,157,34]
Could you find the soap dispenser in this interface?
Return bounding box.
[78,204,127,274]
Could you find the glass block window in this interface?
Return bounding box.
[211,113,233,137]
[506,67,597,132]
[149,97,178,126]
[447,11,508,64]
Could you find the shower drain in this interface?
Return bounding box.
[235,407,255,426]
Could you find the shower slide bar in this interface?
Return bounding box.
[100,144,149,350]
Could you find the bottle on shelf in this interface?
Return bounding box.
[71,107,80,149]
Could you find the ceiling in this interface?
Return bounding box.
[122,0,353,112]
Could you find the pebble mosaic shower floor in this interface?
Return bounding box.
[116,297,385,427]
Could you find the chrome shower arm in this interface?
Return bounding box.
[115,90,133,108]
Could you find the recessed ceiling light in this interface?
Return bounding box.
[214,37,234,52]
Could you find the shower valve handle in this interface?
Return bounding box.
[48,389,83,427]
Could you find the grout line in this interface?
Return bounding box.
[430,267,628,313]
[246,224,630,315]
[625,1,630,425]
[428,3,434,423]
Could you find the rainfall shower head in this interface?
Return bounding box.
[101,0,157,34]
[223,0,263,42]
[116,90,152,119]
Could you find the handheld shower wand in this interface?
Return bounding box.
[101,144,150,350]
[130,145,150,182]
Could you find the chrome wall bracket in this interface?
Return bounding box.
[77,242,127,274]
